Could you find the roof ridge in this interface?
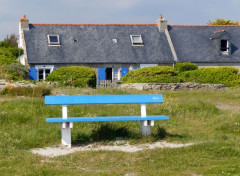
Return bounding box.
[30,23,157,26]
[30,23,240,27]
[169,24,239,27]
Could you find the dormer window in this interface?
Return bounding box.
[220,39,229,54]
[130,35,143,45]
[210,30,231,55]
[48,35,60,45]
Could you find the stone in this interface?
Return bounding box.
[118,83,227,91]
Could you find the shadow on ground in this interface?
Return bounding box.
[72,124,187,145]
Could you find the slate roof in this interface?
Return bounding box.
[168,25,240,63]
[24,24,174,64]
[210,30,226,39]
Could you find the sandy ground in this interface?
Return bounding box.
[30,141,195,158]
[215,104,240,111]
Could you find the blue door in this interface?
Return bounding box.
[29,68,37,80]
[98,68,106,87]
[121,68,129,77]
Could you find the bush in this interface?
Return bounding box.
[0,63,28,80]
[174,62,198,72]
[180,67,240,87]
[121,66,181,83]
[0,41,24,65]
[46,66,96,87]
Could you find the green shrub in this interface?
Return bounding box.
[121,66,181,83]
[0,63,28,80]
[174,62,198,72]
[46,66,96,87]
[0,41,24,65]
[180,67,240,87]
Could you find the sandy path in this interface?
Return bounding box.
[30,141,195,157]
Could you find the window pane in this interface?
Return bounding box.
[39,75,43,80]
[132,36,141,43]
[39,69,43,74]
[49,36,59,43]
[45,69,51,78]
[113,68,119,80]
[221,40,227,51]
[38,69,44,80]
[45,69,51,74]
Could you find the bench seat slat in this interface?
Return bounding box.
[46,115,169,123]
[45,94,163,105]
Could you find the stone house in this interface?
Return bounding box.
[18,15,240,85]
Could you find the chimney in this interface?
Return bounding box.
[156,16,168,31]
[18,15,29,66]
[19,15,29,30]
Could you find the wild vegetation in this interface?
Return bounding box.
[0,37,27,80]
[208,18,239,25]
[0,87,239,175]
[0,84,51,97]
[121,63,240,87]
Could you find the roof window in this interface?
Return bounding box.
[210,30,231,55]
[220,39,229,55]
[130,35,143,45]
[48,35,60,45]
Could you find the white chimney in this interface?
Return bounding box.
[18,15,29,66]
[156,16,168,31]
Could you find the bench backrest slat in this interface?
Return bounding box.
[45,94,163,105]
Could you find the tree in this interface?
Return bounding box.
[208,18,239,25]
[4,34,18,47]
[0,41,23,65]
[0,39,25,80]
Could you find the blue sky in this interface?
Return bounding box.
[0,0,239,40]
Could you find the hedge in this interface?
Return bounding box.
[174,62,198,72]
[121,66,181,83]
[180,67,240,87]
[46,66,96,87]
[121,65,240,87]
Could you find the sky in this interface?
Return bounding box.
[0,0,240,40]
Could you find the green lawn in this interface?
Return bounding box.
[0,87,240,175]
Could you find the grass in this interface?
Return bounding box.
[0,87,240,175]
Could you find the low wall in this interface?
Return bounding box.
[118,83,227,90]
[0,80,37,90]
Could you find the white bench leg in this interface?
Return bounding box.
[140,104,151,136]
[140,121,151,136]
[61,105,72,148]
[62,123,71,148]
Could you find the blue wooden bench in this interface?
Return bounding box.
[45,94,169,148]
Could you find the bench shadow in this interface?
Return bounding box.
[72,125,187,145]
[72,123,134,145]
[153,126,187,140]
